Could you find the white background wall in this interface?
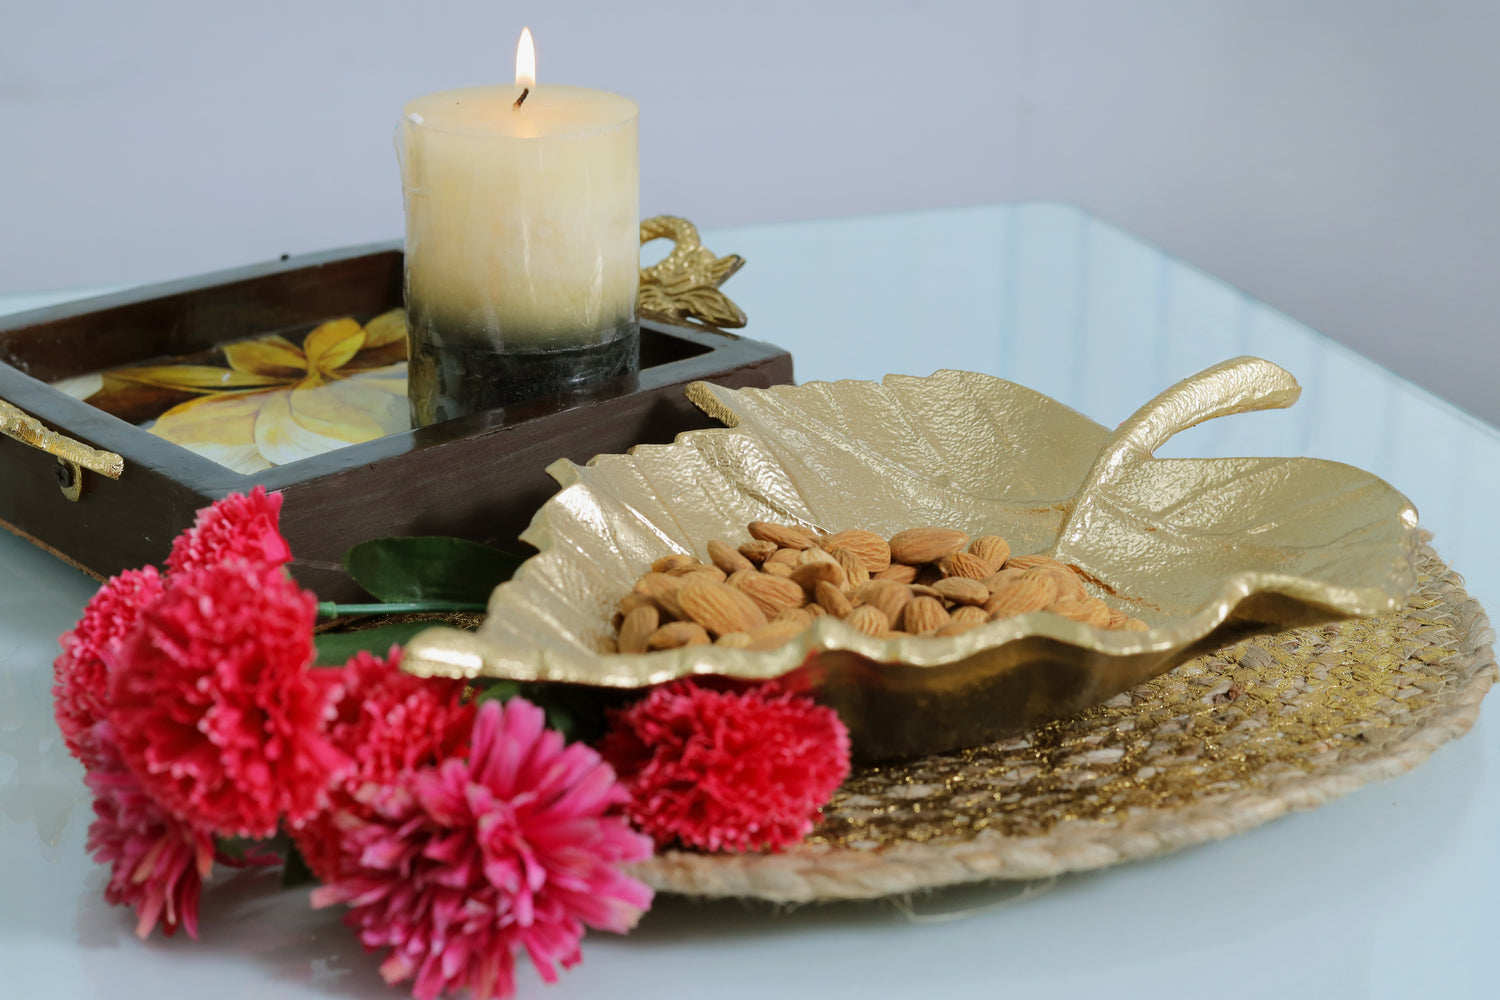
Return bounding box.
[3,1,1496,423]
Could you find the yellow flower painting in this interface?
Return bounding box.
[63,310,410,473]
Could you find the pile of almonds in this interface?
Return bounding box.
[612,522,1150,653]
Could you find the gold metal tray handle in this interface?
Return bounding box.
[639,215,748,329]
[0,397,124,500]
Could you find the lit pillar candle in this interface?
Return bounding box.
[399,28,640,425]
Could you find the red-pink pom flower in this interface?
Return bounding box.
[84,721,216,940]
[108,560,347,837]
[53,566,165,769]
[312,699,653,1000]
[600,681,851,853]
[293,647,475,884]
[166,485,292,578]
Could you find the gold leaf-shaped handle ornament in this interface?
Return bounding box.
[639,215,747,329]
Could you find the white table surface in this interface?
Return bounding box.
[3,204,1496,1000]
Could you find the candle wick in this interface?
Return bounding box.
[513,87,530,110]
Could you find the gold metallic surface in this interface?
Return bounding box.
[403,358,1420,758]
[638,216,747,329]
[632,543,1494,899]
[0,397,124,480]
[809,544,1467,847]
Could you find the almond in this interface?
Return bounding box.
[982,567,1028,596]
[792,559,846,593]
[765,547,802,567]
[888,527,969,565]
[796,546,839,567]
[708,539,755,575]
[936,621,984,637]
[844,604,890,636]
[951,605,990,625]
[873,563,918,584]
[821,529,892,573]
[969,535,1011,570]
[861,580,913,623]
[1047,566,1089,602]
[938,552,993,580]
[618,605,660,654]
[731,571,806,618]
[646,621,710,649]
[1050,595,1113,628]
[745,620,807,650]
[748,521,817,550]
[773,606,816,627]
[914,563,945,587]
[633,572,687,620]
[677,565,727,583]
[652,553,698,574]
[677,579,769,637]
[616,519,1142,651]
[1005,553,1058,572]
[901,596,951,634]
[738,539,779,564]
[618,591,658,617]
[815,580,855,618]
[829,547,871,588]
[633,572,682,598]
[931,577,990,606]
[984,571,1059,618]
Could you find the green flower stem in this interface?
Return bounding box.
[316,600,488,619]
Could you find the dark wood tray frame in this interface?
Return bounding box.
[0,242,793,600]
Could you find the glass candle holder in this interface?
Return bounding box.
[398,84,639,426]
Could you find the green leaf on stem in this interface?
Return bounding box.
[342,536,524,604]
[281,841,317,888]
[471,679,626,745]
[314,621,435,666]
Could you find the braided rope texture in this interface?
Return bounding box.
[633,542,1495,901]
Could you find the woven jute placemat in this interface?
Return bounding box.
[633,542,1496,901]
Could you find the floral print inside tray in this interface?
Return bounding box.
[51,311,407,473]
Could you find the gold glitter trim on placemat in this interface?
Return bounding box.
[632,541,1495,901]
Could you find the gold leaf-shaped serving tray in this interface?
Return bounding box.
[404,356,1419,759]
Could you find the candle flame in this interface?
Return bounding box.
[515,27,536,89]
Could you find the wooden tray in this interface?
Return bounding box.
[0,242,793,601]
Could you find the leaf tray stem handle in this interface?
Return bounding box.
[1061,356,1300,534]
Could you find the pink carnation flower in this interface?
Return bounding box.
[108,561,348,837]
[600,681,852,852]
[166,486,292,578]
[293,647,474,884]
[53,567,165,769]
[84,721,216,940]
[312,699,653,1000]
